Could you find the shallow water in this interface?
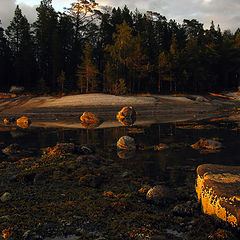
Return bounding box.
[1,117,240,185]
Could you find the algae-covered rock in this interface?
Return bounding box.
[16,116,31,128]
[80,112,100,129]
[196,164,240,227]
[116,106,136,126]
[117,136,136,151]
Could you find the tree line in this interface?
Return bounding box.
[1,0,240,95]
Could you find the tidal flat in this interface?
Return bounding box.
[0,114,240,239]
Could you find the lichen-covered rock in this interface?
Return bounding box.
[191,138,222,153]
[80,112,100,129]
[196,164,240,227]
[2,143,21,155]
[146,185,175,202]
[16,116,31,128]
[116,106,136,126]
[117,136,136,151]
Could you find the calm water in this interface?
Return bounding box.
[1,117,240,187]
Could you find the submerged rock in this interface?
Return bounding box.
[16,116,31,128]
[55,143,75,154]
[116,106,136,126]
[196,164,240,227]
[117,136,136,151]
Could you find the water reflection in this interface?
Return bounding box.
[0,117,240,182]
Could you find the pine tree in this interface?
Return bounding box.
[6,5,36,90]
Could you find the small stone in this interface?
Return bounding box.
[0,192,12,202]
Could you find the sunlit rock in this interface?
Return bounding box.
[117,136,136,151]
[146,185,175,202]
[196,164,240,227]
[191,138,222,153]
[80,112,100,129]
[116,106,136,126]
[0,192,12,202]
[16,116,31,128]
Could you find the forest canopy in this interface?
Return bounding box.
[1,0,240,95]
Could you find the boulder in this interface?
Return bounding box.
[117,136,136,151]
[116,106,136,126]
[80,112,100,129]
[16,116,31,128]
[196,164,240,227]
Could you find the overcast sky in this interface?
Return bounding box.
[0,0,239,32]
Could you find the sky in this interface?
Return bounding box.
[0,0,240,32]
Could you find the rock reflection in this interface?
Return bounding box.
[117,150,136,159]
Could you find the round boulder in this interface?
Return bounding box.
[117,136,136,151]
[116,106,136,126]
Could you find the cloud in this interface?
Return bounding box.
[0,0,239,32]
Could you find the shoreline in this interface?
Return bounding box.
[0,93,239,127]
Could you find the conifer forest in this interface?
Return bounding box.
[1,0,240,95]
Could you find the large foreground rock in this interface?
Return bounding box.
[196,164,240,227]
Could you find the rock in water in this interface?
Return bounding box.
[80,112,100,129]
[116,106,136,126]
[16,116,31,128]
[117,136,136,151]
[196,164,240,227]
